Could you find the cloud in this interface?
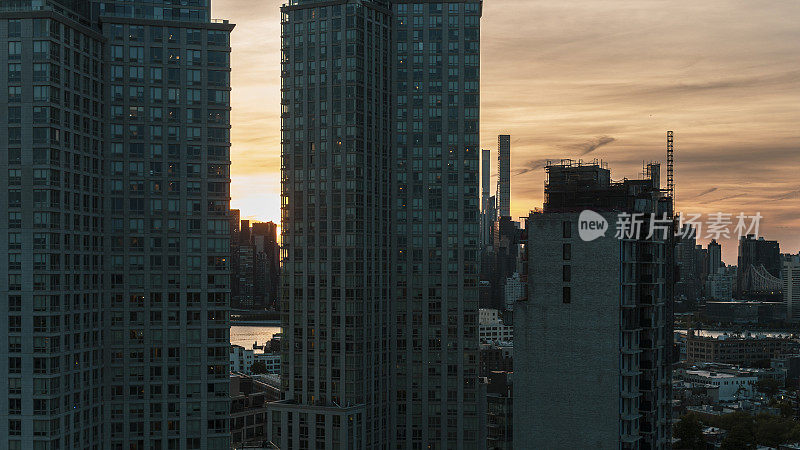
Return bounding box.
[770,189,800,201]
[694,187,718,198]
[514,159,550,176]
[568,135,616,156]
[215,0,800,262]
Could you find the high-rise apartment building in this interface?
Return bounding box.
[0,1,234,448]
[708,239,722,275]
[496,134,510,218]
[515,161,674,449]
[272,0,482,448]
[1,3,105,448]
[784,254,800,322]
[392,2,482,447]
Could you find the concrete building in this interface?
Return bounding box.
[485,371,513,450]
[230,375,279,449]
[676,369,756,401]
[479,308,513,342]
[253,353,281,375]
[783,254,800,322]
[479,343,513,377]
[231,345,256,374]
[272,1,483,448]
[503,272,524,311]
[772,355,800,387]
[706,269,735,301]
[0,1,234,448]
[515,160,674,449]
[496,134,510,218]
[703,300,785,324]
[686,330,799,366]
[675,225,703,301]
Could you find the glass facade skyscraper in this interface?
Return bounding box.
[1,4,106,448]
[0,1,233,449]
[391,2,482,447]
[272,0,482,448]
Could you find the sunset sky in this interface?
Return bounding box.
[213,0,799,263]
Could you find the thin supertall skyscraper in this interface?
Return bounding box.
[271,0,483,448]
[496,134,510,218]
[481,148,492,247]
[0,1,234,448]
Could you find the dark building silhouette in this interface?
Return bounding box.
[231,217,280,310]
[738,234,781,299]
[271,1,484,447]
[516,160,675,448]
[708,239,722,275]
[486,371,513,450]
[674,226,703,301]
[497,135,511,218]
[1,0,234,447]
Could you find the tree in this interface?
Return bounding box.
[250,360,268,374]
[755,378,780,399]
[674,413,707,450]
[720,424,756,450]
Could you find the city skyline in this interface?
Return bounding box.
[216,0,800,262]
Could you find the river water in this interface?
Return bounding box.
[230,323,282,349]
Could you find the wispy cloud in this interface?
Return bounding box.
[514,159,550,176]
[771,189,800,201]
[694,187,718,198]
[569,135,616,156]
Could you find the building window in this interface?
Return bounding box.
[563,265,571,282]
[562,243,571,261]
[563,221,571,238]
[563,286,571,304]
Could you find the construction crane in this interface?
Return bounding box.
[667,131,674,213]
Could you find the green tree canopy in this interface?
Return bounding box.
[674,413,707,450]
[250,360,268,374]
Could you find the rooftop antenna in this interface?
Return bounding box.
[667,131,675,213]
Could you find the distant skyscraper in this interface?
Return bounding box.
[515,160,674,449]
[251,221,280,309]
[231,220,279,309]
[783,255,800,322]
[737,234,781,298]
[482,149,493,247]
[708,239,722,275]
[272,0,483,448]
[497,134,511,218]
[673,225,705,301]
[1,0,234,448]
